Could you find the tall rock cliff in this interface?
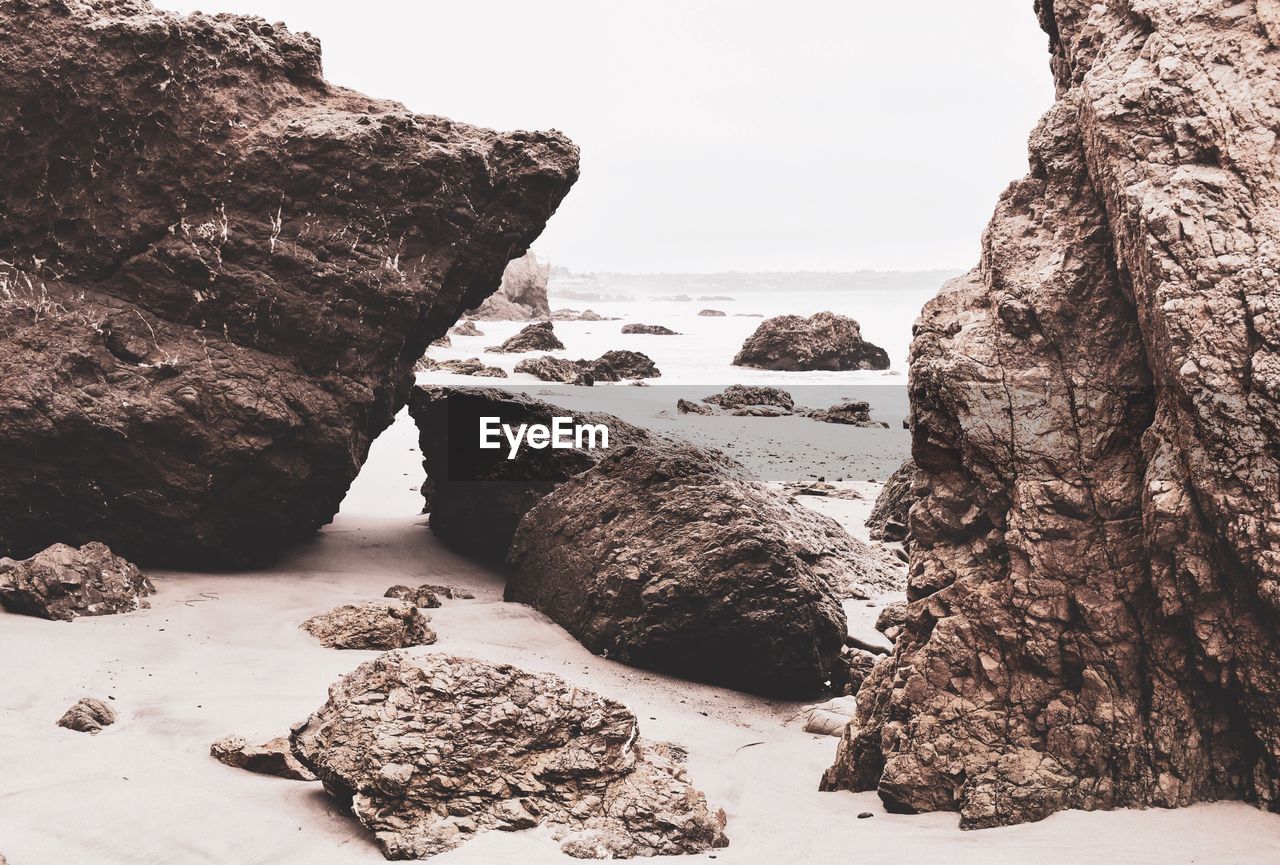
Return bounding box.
[824,0,1280,828]
[0,0,578,566]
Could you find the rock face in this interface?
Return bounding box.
[57,697,116,734]
[450,320,484,337]
[621,323,679,335]
[486,321,565,353]
[0,0,578,566]
[824,0,1280,829]
[0,542,154,621]
[290,652,729,860]
[506,441,900,697]
[733,312,888,371]
[865,459,920,545]
[300,600,435,650]
[211,735,316,781]
[467,250,552,320]
[407,387,654,559]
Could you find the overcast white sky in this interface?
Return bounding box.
[157,0,1054,273]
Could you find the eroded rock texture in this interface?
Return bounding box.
[300,600,435,650]
[0,542,154,621]
[290,652,729,860]
[0,0,577,566]
[506,441,901,697]
[57,697,116,734]
[825,0,1280,829]
[210,735,316,781]
[467,249,552,320]
[732,312,889,371]
[865,459,921,545]
[486,321,565,353]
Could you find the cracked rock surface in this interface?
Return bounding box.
[0,542,154,621]
[290,651,729,860]
[0,0,578,567]
[300,600,435,650]
[825,0,1280,829]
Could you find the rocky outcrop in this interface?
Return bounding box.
[449,320,484,337]
[704,384,794,415]
[290,652,729,860]
[57,697,116,734]
[211,735,316,781]
[0,0,578,567]
[486,321,565,353]
[621,323,679,335]
[407,387,654,559]
[552,308,614,321]
[824,0,1280,829]
[506,441,901,697]
[865,459,920,545]
[0,542,154,621]
[586,349,660,381]
[300,600,435,650]
[514,354,595,384]
[733,312,888,371]
[697,309,725,317]
[414,357,507,378]
[804,400,887,427]
[466,250,552,320]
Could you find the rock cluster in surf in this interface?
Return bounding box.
[733,312,889,371]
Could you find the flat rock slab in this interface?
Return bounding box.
[211,735,315,781]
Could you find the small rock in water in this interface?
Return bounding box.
[57,697,116,734]
[300,600,435,650]
[210,735,316,781]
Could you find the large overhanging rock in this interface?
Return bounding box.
[0,0,578,566]
[290,651,729,860]
[824,0,1280,829]
[505,441,900,697]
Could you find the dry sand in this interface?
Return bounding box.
[3,413,1278,865]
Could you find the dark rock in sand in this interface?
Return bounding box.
[300,600,435,650]
[676,398,715,415]
[704,384,795,415]
[290,651,728,860]
[0,0,577,568]
[0,542,154,621]
[621,323,680,335]
[467,250,552,320]
[506,440,900,697]
[733,312,888,371]
[583,349,660,381]
[697,309,726,317]
[865,459,920,546]
[211,735,316,781]
[57,697,116,734]
[486,321,565,353]
[514,354,595,385]
[415,356,507,378]
[407,387,653,560]
[449,320,484,337]
[825,0,1280,829]
[803,400,886,427]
